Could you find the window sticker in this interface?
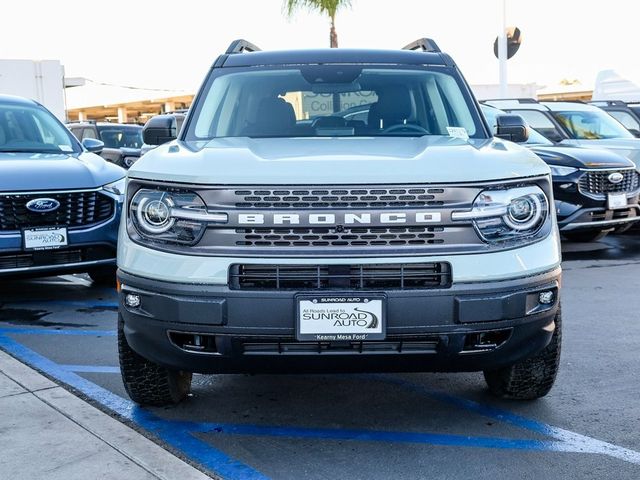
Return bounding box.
[446,127,469,140]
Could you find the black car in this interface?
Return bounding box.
[590,100,640,137]
[481,105,640,242]
[67,121,143,168]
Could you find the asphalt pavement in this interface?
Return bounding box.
[1,234,640,479]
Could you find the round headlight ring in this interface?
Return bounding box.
[503,194,544,231]
[135,195,175,234]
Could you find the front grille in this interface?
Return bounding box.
[229,263,452,290]
[233,187,446,209]
[0,246,115,270]
[0,191,115,232]
[234,227,445,248]
[578,169,639,198]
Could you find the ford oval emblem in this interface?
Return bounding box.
[26,198,60,213]
[608,172,624,184]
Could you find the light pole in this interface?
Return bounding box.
[498,0,508,98]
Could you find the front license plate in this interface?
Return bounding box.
[296,295,385,341]
[23,226,68,250]
[608,193,627,210]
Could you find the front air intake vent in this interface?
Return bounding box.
[229,263,452,290]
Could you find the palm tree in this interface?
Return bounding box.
[284,0,352,48]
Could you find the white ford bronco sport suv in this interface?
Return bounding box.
[117,39,562,406]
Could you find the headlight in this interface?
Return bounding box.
[548,165,578,177]
[103,178,126,196]
[452,185,550,243]
[129,188,227,245]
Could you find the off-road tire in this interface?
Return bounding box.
[88,266,117,286]
[562,229,607,243]
[483,306,561,400]
[118,315,192,406]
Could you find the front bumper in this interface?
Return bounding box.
[118,267,561,374]
[553,176,640,231]
[0,203,121,277]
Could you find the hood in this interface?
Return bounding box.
[559,138,640,167]
[0,152,125,192]
[529,145,636,169]
[129,136,550,185]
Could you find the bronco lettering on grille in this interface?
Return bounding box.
[237,211,442,225]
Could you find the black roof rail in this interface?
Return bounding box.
[402,38,441,53]
[66,120,96,124]
[225,39,261,54]
[589,100,627,107]
[482,98,540,104]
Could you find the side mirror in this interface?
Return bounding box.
[495,114,529,143]
[143,114,179,146]
[628,128,640,138]
[82,138,104,154]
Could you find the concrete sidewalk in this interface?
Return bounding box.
[0,350,213,480]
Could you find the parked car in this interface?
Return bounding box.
[0,95,125,283]
[483,99,640,167]
[589,100,640,137]
[481,105,640,241]
[117,38,562,406]
[67,121,143,168]
[140,111,187,156]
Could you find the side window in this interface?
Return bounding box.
[608,110,640,131]
[512,110,563,142]
[82,128,98,140]
[69,127,82,141]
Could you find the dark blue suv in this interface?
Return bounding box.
[0,95,125,283]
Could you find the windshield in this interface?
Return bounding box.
[0,103,80,154]
[97,125,143,148]
[480,104,552,145]
[185,66,485,140]
[552,109,634,140]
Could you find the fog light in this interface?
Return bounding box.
[125,293,141,308]
[538,291,554,305]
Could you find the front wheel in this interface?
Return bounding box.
[562,229,607,242]
[118,315,192,406]
[483,306,561,400]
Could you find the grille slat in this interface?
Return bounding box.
[235,227,443,247]
[0,191,114,231]
[229,263,452,290]
[234,187,448,209]
[578,170,639,198]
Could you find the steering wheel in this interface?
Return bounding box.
[381,123,429,134]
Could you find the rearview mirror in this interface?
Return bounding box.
[143,114,179,146]
[495,114,529,143]
[82,138,104,154]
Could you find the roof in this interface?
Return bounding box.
[540,101,602,112]
[220,48,448,68]
[0,94,39,107]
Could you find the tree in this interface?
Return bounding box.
[284,0,352,48]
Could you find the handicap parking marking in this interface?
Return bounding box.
[1,326,640,476]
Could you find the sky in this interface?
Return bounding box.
[2,0,638,105]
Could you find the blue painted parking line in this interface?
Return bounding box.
[0,333,270,480]
[1,327,640,468]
